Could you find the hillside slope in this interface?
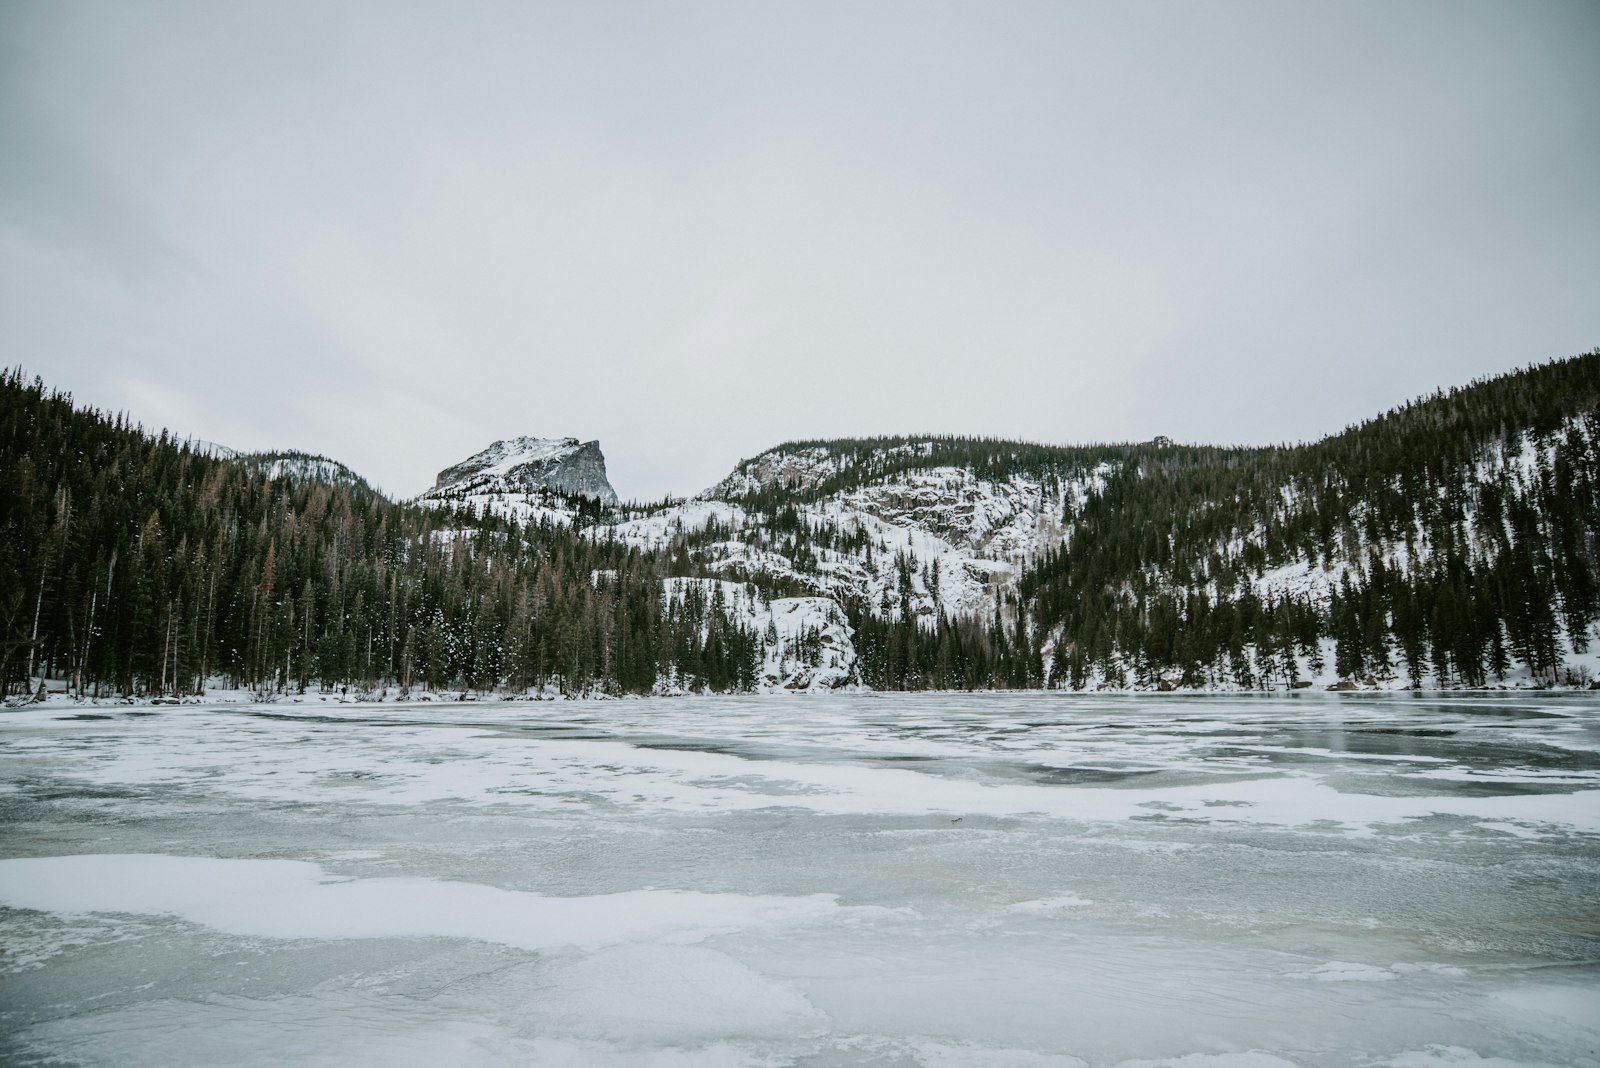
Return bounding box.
[6,351,1595,698]
[417,351,1600,691]
[0,375,788,699]
[610,439,1121,622]
[1022,351,1600,690]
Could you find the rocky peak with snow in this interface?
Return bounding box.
[429,436,619,505]
[413,433,1119,626]
[705,445,860,499]
[604,438,1120,624]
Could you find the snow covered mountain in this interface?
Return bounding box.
[1023,356,1600,691]
[421,436,619,518]
[417,434,1107,623]
[10,352,1598,698]
[246,451,369,488]
[386,351,1600,692]
[180,441,370,489]
[610,440,1116,623]
[411,434,1114,689]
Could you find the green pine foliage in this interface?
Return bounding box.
[0,371,760,698]
[6,350,1596,697]
[719,434,1129,512]
[1021,351,1600,689]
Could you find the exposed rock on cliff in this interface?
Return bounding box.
[428,436,619,507]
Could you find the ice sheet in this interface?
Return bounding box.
[3,692,1597,1067]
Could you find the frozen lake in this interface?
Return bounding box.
[2,692,1598,1067]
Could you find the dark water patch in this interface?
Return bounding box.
[1204,745,1326,766]
[499,731,614,742]
[15,782,143,803]
[1324,770,1591,799]
[232,710,619,741]
[1354,728,1460,737]
[1271,728,1600,773]
[630,737,935,768]
[1427,779,1590,798]
[1408,704,1572,721]
[1278,728,1453,757]
[1019,764,1162,786]
[237,710,419,728]
[632,740,782,761]
[493,725,615,741]
[1464,706,1573,720]
[1405,740,1599,773]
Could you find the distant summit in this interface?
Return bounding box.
[182,437,238,460]
[183,439,370,488]
[429,436,619,505]
[247,450,369,489]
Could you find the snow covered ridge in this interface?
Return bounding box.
[1244,423,1538,587]
[181,437,238,460]
[703,437,1121,502]
[706,443,883,498]
[418,434,1116,624]
[701,467,1081,619]
[247,451,368,488]
[1151,412,1599,624]
[426,435,619,505]
[622,450,1117,621]
[1027,405,1600,692]
[180,441,368,488]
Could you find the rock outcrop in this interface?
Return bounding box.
[430,436,618,505]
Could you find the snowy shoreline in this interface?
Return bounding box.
[7,678,1599,714]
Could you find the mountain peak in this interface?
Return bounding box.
[428,436,619,505]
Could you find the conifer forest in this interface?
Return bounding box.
[2,351,1597,698]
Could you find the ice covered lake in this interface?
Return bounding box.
[2,693,1598,1068]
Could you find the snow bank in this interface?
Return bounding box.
[0,854,841,950]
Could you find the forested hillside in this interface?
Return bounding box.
[5,352,1597,699]
[0,371,764,698]
[1022,351,1600,689]
[709,436,1129,508]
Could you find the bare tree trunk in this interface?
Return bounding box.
[79,590,96,698]
[199,569,215,695]
[100,552,117,698]
[160,608,173,696]
[64,588,77,697]
[25,569,46,690]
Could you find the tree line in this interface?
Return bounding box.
[6,351,1595,698]
[1020,351,1600,688]
[0,370,765,698]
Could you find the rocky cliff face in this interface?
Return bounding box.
[419,435,1112,625]
[427,436,619,507]
[610,441,1112,622]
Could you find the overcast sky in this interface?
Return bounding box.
[2,1,1596,500]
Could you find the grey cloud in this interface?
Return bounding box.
[2,0,1596,500]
